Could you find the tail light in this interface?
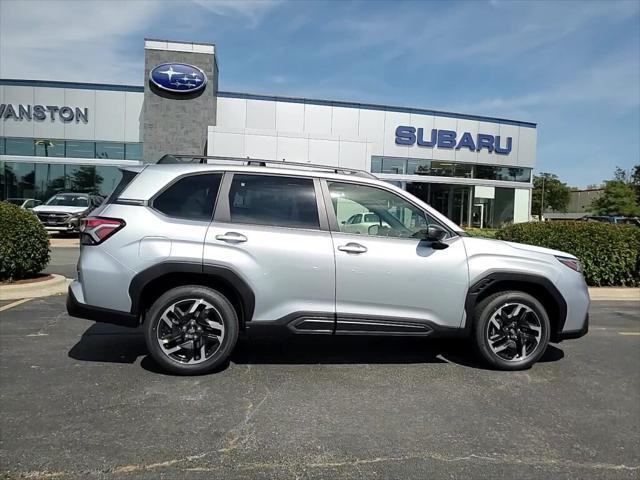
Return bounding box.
[80,217,125,245]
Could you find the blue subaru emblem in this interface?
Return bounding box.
[149,63,207,94]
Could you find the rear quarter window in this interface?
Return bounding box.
[153,173,222,221]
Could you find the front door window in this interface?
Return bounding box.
[327,181,432,238]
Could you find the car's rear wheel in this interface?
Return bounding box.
[473,291,550,370]
[144,285,238,375]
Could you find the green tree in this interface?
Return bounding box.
[591,180,640,216]
[630,164,640,204]
[531,173,570,216]
[70,166,103,193]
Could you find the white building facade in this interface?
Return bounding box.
[0,39,536,228]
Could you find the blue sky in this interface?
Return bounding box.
[1,0,638,187]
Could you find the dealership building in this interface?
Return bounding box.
[0,39,536,228]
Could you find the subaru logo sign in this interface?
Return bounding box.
[149,63,207,94]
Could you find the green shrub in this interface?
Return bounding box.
[0,201,50,281]
[465,228,499,239]
[496,221,640,287]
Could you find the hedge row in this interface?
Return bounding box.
[0,202,50,282]
[464,228,499,239]
[496,221,640,287]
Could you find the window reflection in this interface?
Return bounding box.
[5,138,35,156]
[1,162,122,201]
[0,137,142,161]
[96,142,124,159]
[35,139,65,157]
[65,141,95,158]
[125,143,143,160]
[371,156,531,183]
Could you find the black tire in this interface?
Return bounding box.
[144,285,239,375]
[473,290,550,370]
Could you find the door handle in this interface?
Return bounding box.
[338,242,367,254]
[215,232,247,243]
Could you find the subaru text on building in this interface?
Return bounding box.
[66,157,589,374]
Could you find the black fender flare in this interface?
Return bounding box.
[463,271,568,339]
[128,261,255,323]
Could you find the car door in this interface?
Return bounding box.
[322,179,469,333]
[204,173,336,330]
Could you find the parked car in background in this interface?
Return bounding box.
[341,212,391,235]
[581,215,640,226]
[32,193,103,233]
[5,198,42,210]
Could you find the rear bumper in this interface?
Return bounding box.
[66,286,139,328]
[554,313,589,342]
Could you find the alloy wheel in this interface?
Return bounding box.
[486,302,542,362]
[156,298,225,364]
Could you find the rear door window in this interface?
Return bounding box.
[154,173,222,221]
[228,174,319,229]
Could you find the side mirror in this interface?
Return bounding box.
[414,225,449,249]
[427,224,447,241]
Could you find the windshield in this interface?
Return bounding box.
[45,194,89,207]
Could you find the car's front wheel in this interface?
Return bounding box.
[144,285,239,375]
[473,291,550,370]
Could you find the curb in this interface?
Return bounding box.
[0,275,70,301]
[588,288,640,301]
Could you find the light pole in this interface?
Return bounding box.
[539,172,549,221]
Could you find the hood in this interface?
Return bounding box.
[461,236,577,260]
[32,205,88,215]
[502,240,577,259]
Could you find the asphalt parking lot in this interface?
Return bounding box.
[0,296,638,480]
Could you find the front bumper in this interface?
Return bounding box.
[44,225,78,232]
[554,313,589,342]
[38,214,81,232]
[67,286,139,328]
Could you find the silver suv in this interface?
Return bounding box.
[67,156,589,374]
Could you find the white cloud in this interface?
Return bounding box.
[0,0,281,84]
[0,0,165,84]
[191,0,281,28]
[445,51,640,121]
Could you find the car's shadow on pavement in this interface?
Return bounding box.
[68,323,565,375]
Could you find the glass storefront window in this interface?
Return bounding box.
[0,162,4,199]
[65,140,95,158]
[65,165,101,193]
[95,166,122,197]
[35,163,66,201]
[407,160,472,178]
[475,165,531,182]
[35,139,65,157]
[373,156,531,183]
[0,137,146,161]
[472,186,515,229]
[371,156,382,173]
[96,142,125,160]
[380,157,406,174]
[4,162,36,199]
[5,137,35,156]
[125,143,143,160]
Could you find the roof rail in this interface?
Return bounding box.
[157,154,377,179]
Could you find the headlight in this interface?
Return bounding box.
[556,256,582,273]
